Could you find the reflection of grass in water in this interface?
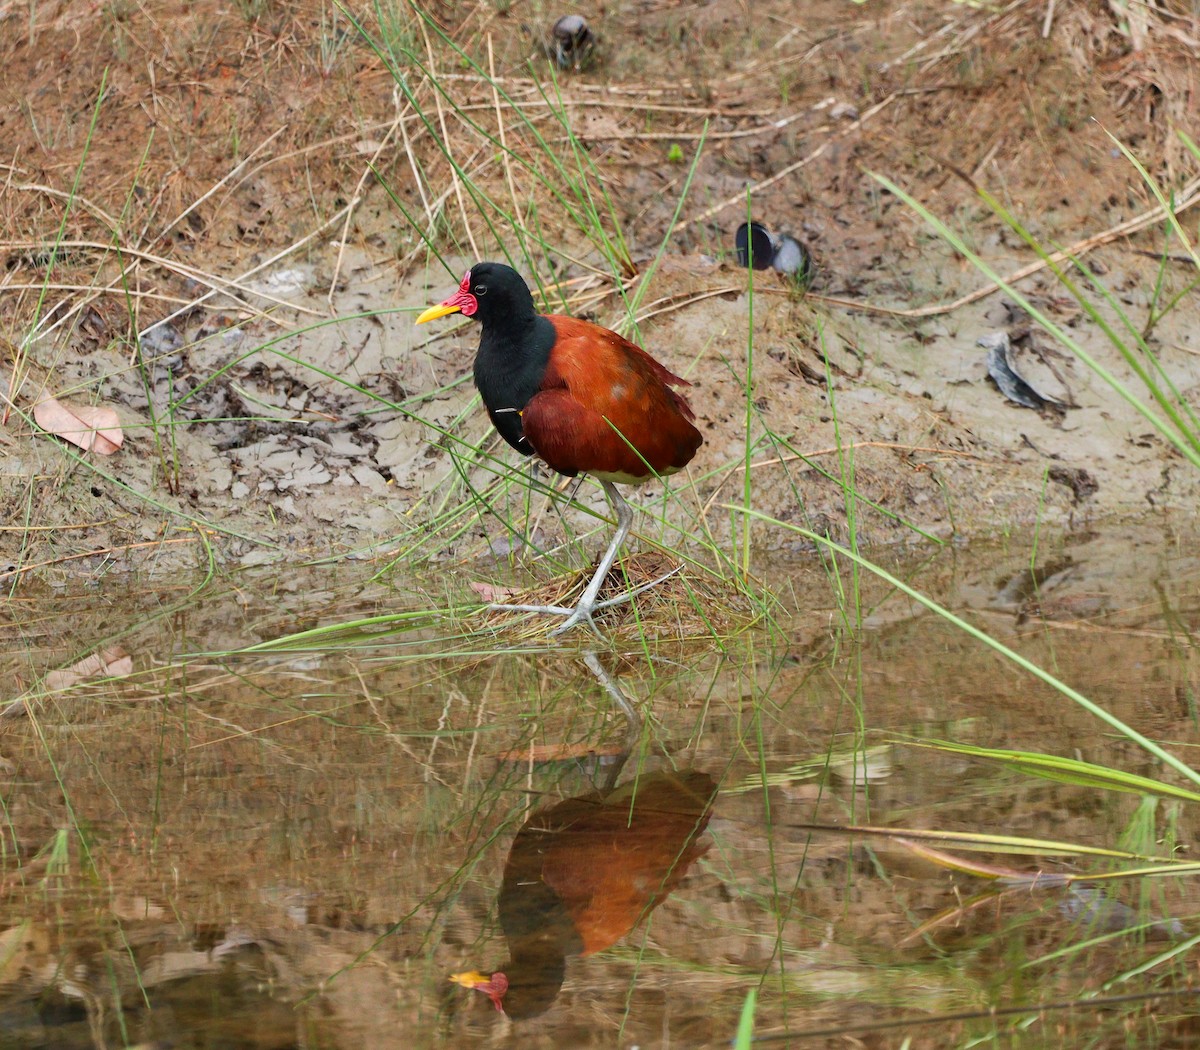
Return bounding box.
[693,137,1200,1041]
[5,571,1200,1043]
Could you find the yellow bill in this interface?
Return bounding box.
[415,302,462,325]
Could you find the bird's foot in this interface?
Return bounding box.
[548,604,602,637]
[484,601,603,637]
[484,565,684,637]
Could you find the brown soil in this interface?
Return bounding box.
[2,0,1198,580]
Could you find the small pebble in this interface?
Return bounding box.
[734,221,774,271]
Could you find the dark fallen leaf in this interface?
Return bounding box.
[979,332,1068,410]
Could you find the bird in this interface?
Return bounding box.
[450,770,716,1019]
[734,220,812,286]
[415,263,703,634]
[547,14,595,70]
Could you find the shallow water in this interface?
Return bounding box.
[1,525,1198,1048]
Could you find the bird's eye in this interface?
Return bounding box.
[475,283,488,296]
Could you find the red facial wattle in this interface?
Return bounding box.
[444,271,478,317]
[484,971,509,1010]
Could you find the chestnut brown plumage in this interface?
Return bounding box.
[416,263,703,633]
[450,770,716,1018]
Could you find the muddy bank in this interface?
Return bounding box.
[1,0,1197,580]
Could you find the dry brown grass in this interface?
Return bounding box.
[2,0,1196,349]
[2,0,1198,577]
[477,549,756,638]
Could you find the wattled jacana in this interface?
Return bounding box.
[450,770,716,1018]
[415,263,703,634]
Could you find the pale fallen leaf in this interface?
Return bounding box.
[33,396,123,454]
[3,647,133,718]
[469,581,520,603]
[42,647,134,693]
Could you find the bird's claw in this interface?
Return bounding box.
[484,601,604,637]
[548,606,603,637]
[483,565,683,637]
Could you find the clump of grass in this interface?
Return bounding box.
[871,146,1200,472]
[476,550,758,640]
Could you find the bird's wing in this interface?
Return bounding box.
[522,317,701,481]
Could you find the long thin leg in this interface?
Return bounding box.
[548,481,631,634]
[485,479,629,636]
[582,650,641,791]
[485,479,683,634]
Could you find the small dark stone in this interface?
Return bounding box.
[1048,466,1099,504]
[734,222,813,287]
[735,221,774,270]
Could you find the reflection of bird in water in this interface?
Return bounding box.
[452,769,717,1019]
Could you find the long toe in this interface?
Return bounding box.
[590,564,684,613]
[484,600,604,636]
[487,602,573,617]
[549,603,604,637]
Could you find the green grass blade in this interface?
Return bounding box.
[903,740,1200,803]
[727,506,1200,790]
[733,987,757,1050]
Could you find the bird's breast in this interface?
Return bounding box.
[473,318,556,456]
